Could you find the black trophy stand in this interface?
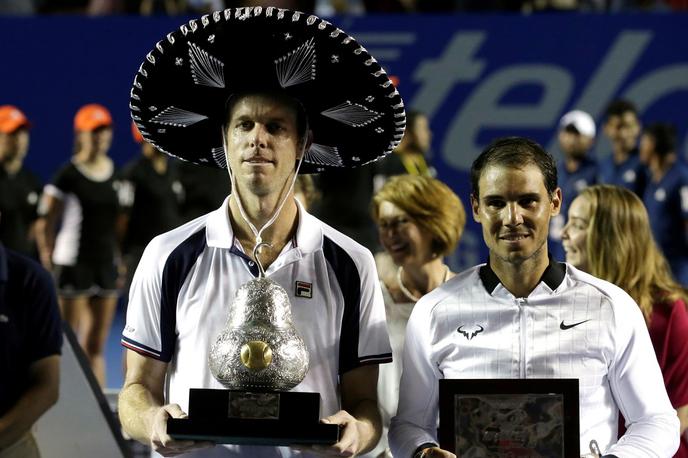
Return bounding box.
[168,388,340,446]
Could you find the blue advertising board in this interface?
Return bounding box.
[2,13,687,267]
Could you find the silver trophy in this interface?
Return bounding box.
[209,276,309,391]
[167,244,339,445]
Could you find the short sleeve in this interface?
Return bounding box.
[322,236,391,375]
[353,249,393,368]
[24,258,63,361]
[121,237,167,360]
[43,164,74,201]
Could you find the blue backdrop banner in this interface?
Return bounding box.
[2,13,688,267]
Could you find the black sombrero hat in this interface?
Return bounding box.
[129,7,406,174]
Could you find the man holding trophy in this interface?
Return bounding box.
[118,7,403,457]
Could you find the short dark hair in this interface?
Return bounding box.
[643,123,676,158]
[605,99,637,120]
[405,110,425,133]
[223,91,310,149]
[470,137,558,199]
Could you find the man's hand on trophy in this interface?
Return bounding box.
[150,404,214,457]
[292,410,364,456]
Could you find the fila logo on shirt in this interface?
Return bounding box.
[457,324,484,341]
[295,281,313,299]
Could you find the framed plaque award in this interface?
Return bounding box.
[438,379,579,458]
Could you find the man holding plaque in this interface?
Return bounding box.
[118,7,401,457]
[390,137,680,458]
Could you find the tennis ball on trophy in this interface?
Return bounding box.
[240,341,273,370]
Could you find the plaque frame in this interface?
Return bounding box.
[438,378,579,457]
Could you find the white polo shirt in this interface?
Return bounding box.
[122,197,392,458]
[389,261,679,458]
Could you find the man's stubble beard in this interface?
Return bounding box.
[492,236,547,268]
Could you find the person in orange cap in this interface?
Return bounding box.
[36,103,123,387]
[0,105,42,257]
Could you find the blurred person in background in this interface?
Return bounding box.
[638,123,688,286]
[312,164,380,252]
[374,110,435,192]
[562,184,688,457]
[224,0,316,11]
[176,161,230,223]
[0,0,36,14]
[36,103,123,387]
[0,106,42,258]
[0,242,62,458]
[293,174,320,211]
[548,109,597,262]
[368,175,465,458]
[598,99,647,197]
[118,123,183,298]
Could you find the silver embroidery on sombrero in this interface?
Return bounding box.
[304,143,343,167]
[321,101,381,127]
[188,42,225,88]
[275,37,316,89]
[211,146,227,168]
[150,106,208,127]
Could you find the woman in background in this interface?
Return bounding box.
[36,104,122,387]
[562,184,688,458]
[369,175,465,457]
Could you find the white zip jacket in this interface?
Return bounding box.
[389,260,679,458]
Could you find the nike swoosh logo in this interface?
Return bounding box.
[560,319,590,330]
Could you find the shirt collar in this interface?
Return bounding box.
[0,243,7,283]
[205,195,323,254]
[205,196,236,249]
[479,256,566,296]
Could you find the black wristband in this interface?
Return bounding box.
[412,442,437,458]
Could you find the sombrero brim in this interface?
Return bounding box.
[130,7,406,174]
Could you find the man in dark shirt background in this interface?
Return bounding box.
[175,161,230,224]
[598,99,647,197]
[0,106,42,258]
[119,124,184,294]
[0,242,62,457]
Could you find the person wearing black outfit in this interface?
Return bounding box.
[0,106,42,258]
[0,242,62,458]
[120,124,183,294]
[175,160,230,223]
[36,104,122,387]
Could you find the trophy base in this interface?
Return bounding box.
[167,388,340,446]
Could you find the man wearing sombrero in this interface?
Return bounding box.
[118,7,405,457]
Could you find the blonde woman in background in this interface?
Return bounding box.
[562,184,688,458]
[369,175,465,457]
